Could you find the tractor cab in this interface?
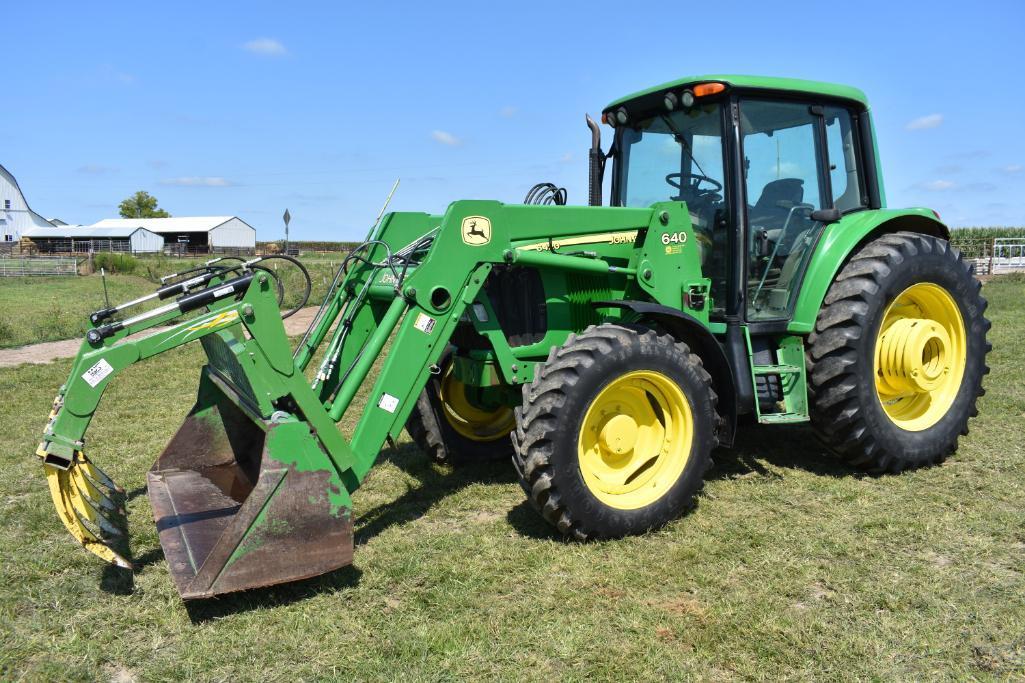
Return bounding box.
[600,75,878,323]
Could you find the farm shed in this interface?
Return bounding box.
[23,225,164,253]
[91,216,256,252]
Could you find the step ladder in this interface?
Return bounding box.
[746,332,810,424]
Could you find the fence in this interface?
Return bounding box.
[0,256,78,277]
[33,238,145,254]
[21,240,253,258]
[161,244,256,258]
[951,236,1025,275]
[992,238,1025,272]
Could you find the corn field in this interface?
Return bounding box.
[949,227,1025,273]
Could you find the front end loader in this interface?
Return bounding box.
[37,75,989,600]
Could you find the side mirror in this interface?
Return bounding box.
[809,208,841,223]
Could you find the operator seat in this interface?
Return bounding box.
[749,178,804,231]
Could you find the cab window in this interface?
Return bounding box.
[825,107,866,212]
[616,104,730,315]
[740,99,827,320]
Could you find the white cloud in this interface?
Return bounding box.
[160,176,234,187]
[97,65,136,85]
[431,130,461,146]
[906,113,943,130]
[499,106,517,118]
[559,152,574,163]
[948,149,990,160]
[1000,164,1022,174]
[77,164,117,174]
[242,38,287,56]
[766,161,804,178]
[918,179,956,191]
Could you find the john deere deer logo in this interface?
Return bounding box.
[461,216,491,246]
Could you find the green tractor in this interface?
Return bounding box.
[36,75,989,599]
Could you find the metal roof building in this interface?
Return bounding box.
[23,225,164,253]
[1,163,54,244]
[92,216,256,251]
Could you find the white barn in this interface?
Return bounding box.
[92,216,256,252]
[23,225,164,254]
[1,163,54,244]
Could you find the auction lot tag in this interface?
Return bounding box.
[414,313,436,335]
[378,393,399,413]
[82,359,114,388]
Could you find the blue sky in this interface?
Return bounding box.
[5,0,1023,240]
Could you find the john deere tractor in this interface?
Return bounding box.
[36,75,989,599]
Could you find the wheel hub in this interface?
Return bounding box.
[877,317,952,394]
[577,370,693,510]
[598,414,639,456]
[873,283,967,431]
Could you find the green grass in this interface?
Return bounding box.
[0,278,1023,680]
[0,258,346,349]
[0,275,155,348]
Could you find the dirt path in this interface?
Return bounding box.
[0,307,321,369]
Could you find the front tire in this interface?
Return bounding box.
[405,356,515,465]
[807,231,990,473]
[512,324,718,540]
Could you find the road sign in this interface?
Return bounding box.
[283,209,291,254]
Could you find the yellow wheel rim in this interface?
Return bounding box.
[874,283,967,431]
[577,370,693,510]
[438,367,515,442]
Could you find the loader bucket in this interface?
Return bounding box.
[147,372,354,600]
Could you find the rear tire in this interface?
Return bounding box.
[512,324,718,540]
[807,231,990,473]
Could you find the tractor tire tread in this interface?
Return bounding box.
[512,323,718,540]
[807,231,989,474]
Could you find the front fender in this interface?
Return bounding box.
[789,208,949,333]
[596,300,737,447]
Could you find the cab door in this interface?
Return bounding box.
[738,99,832,322]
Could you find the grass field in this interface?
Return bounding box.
[0,257,346,349]
[0,277,1022,680]
[0,275,155,349]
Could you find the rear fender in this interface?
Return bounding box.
[596,300,736,447]
[790,208,949,333]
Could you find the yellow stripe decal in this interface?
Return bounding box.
[515,231,639,252]
[186,310,240,332]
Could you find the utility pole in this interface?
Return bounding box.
[283,208,291,254]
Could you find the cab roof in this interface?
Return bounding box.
[604,74,869,111]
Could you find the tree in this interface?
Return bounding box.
[118,191,171,219]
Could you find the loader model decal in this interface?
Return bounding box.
[516,230,639,253]
[461,216,492,246]
[186,310,240,332]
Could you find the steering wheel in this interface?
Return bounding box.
[666,172,723,196]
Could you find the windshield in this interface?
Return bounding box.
[614,102,729,316]
[615,103,726,208]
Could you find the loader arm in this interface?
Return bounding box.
[37,198,696,599]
